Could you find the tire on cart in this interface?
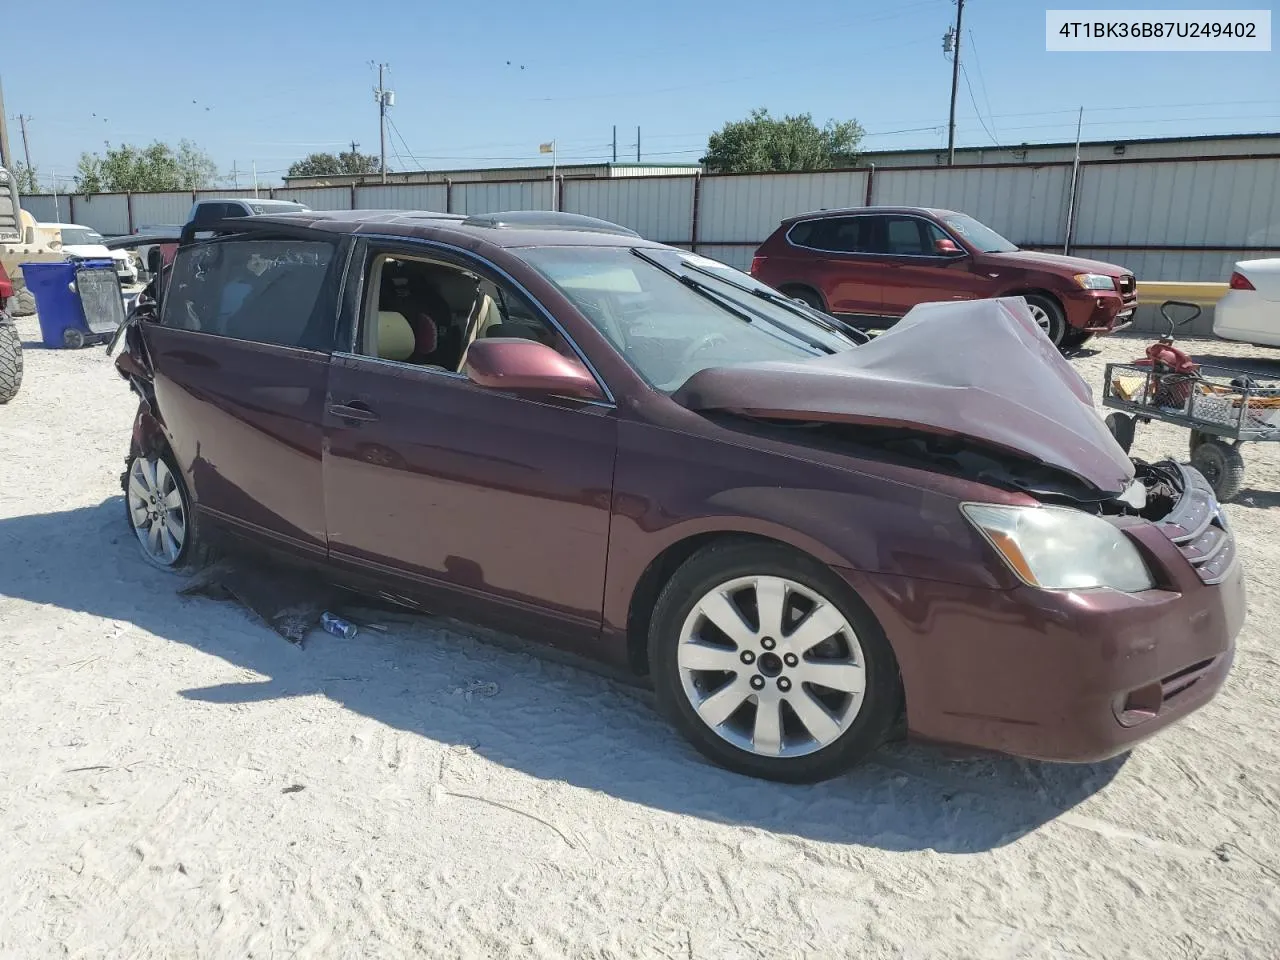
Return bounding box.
[1190,438,1245,503]
[1189,429,1210,456]
[1104,412,1135,453]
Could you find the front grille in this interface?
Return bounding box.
[1117,274,1136,297]
[1155,464,1236,584]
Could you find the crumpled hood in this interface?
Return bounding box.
[672,297,1135,495]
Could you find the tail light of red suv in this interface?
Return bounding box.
[749,256,765,277]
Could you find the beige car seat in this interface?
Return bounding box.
[456,290,504,370]
[375,310,416,362]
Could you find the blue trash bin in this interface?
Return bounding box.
[22,259,124,349]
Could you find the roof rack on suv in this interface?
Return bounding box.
[460,210,641,238]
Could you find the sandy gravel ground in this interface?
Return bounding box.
[1,317,1279,960]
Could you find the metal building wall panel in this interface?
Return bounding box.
[355,183,449,211]
[453,181,552,215]
[873,165,1072,245]
[698,244,757,273]
[697,172,869,243]
[563,177,694,242]
[1072,159,1280,247]
[66,194,131,235]
[19,196,64,224]
[129,193,193,228]
[270,186,353,210]
[1068,248,1242,283]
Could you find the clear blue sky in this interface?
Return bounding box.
[5,0,1278,188]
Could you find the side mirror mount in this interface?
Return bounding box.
[934,237,964,256]
[463,338,605,401]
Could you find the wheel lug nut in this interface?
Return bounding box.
[777,677,791,692]
[784,653,798,667]
[750,675,765,690]
[761,637,776,650]
[740,650,756,664]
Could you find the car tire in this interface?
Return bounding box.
[0,317,23,404]
[648,539,901,783]
[780,286,827,313]
[1104,412,1135,453]
[123,449,211,572]
[1190,439,1245,503]
[1024,295,1067,347]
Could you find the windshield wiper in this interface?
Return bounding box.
[630,248,760,328]
[674,259,863,347]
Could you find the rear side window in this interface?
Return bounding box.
[788,217,875,253]
[161,239,337,351]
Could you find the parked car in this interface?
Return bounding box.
[750,206,1138,349]
[186,197,311,224]
[1214,259,1280,347]
[43,223,139,285]
[112,209,1242,783]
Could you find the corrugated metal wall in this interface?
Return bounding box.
[698,171,869,246]
[272,186,353,210]
[19,156,1280,280]
[355,183,448,211]
[872,164,1073,246]
[19,195,64,223]
[564,177,694,243]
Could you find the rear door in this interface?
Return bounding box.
[878,215,996,317]
[145,232,344,558]
[790,215,887,319]
[322,239,618,652]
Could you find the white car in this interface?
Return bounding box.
[1214,259,1280,347]
[45,223,140,286]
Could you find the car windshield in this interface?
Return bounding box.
[517,245,857,392]
[61,227,103,245]
[941,214,1018,253]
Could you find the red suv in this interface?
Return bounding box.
[750,206,1137,348]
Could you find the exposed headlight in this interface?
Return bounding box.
[1074,273,1116,291]
[962,503,1154,592]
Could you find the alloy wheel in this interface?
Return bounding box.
[127,456,187,566]
[676,575,866,758]
[1027,303,1053,334]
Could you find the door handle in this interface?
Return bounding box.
[327,401,379,423]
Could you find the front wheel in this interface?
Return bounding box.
[649,540,901,783]
[1024,295,1067,347]
[124,450,209,572]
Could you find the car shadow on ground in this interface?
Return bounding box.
[1233,488,1280,510]
[0,499,1126,853]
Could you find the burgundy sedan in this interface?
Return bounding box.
[113,209,1243,782]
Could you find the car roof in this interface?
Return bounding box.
[200,197,308,208]
[235,209,662,250]
[42,222,99,230]
[781,206,961,224]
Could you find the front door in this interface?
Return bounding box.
[878,215,996,318]
[322,242,617,652]
[147,233,343,557]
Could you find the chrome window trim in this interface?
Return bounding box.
[349,232,617,406]
[786,213,968,260]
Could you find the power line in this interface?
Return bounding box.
[966,28,998,143]
[960,64,998,147]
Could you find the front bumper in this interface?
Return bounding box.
[1065,290,1138,334]
[841,467,1244,762]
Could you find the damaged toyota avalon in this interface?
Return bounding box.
[112,210,1245,782]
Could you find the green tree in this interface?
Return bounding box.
[287,149,382,179]
[702,108,864,174]
[12,162,40,194]
[74,140,217,193]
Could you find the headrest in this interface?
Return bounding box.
[376,310,416,361]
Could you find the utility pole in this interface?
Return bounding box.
[612,125,617,164]
[0,75,12,170]
[232,160,239,189]
[373,63,392,184]
[636,125,641,163]
[17,114,33,171]
[944,0,965,165]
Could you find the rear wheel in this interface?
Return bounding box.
[649,540,901,783]
[124,450,209,572]
[780,286,827,313]
[0,318,23,404]
[1024,295,1067,347]
[1190,439,1245,503]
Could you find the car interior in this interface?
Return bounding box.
[360,255,572,372]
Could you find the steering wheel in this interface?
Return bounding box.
[679,333,728,366]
